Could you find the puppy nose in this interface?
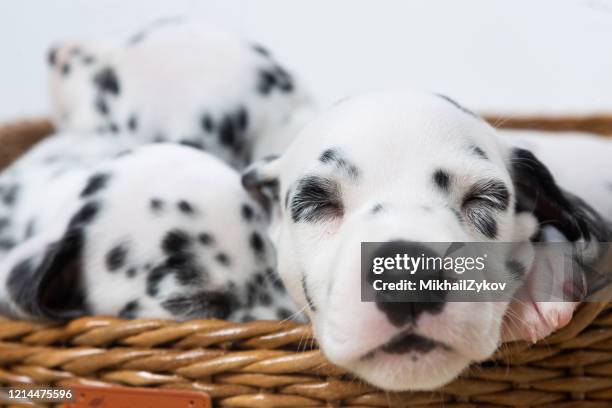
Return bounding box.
[371,241,446,327]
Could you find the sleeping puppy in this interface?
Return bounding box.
[242,91,612,390]
[0,132,298,322]
[47,18,314,169]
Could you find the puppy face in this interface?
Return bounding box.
[0,136,297,322]
[47,19,314,169]
[243,91,610,390]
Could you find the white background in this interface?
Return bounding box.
[1,0,612,121]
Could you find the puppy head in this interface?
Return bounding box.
[243,91,609,390]
[1,143,294,322]
[47,41,115,132]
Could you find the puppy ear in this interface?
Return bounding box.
[502,148,611,342]
[241,155,282,214]
[1,227,88,321]
[510,148,610,243]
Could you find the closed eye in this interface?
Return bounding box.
[462,180,510,211]
[290,175,343,223]
[461,180,510,239]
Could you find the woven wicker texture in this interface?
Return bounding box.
[0,117,611,407]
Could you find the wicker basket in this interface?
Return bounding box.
[1,115,612,408]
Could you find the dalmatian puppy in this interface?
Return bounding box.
[0,132,298,322]
[242,90,612,390]
[47,18,314,169]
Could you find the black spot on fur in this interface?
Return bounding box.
[146,266,167,297]
[241,203,254,221]
[435,94,478,118]
[255,273,265,285]
[219,115,237,147]
[115,149,132,158]
[257,69,277,95]
[301,274,316,312]
[257,65,294,94]
[24,219,36,239]
[319,149,337,163]
[198,232,214,245]
[82,55,95,65]
[62,63,70,76]
[274,66,294,92]
[284,189,291,209]
[201,114,214,132]
[0,217,9,232]
[127,115,138,132]
[276,307,293,320]
[472,146,488,160]
[371,204,384,214]
[250,232,265,256]
[258,291,272,306]
[177,200,196,215]
[433,169,451,191]
[94,66,120,95]
[153,133,166,143]
[0,238,15,249]
[451,208,463,223]
[109,122,119,133]
[48,47,57,66]
[148,230,203,297]
[128,31,146,45]
[126,267,137,278]
[253,44,270,57]
[506,260,526,280]
[119,300,139,319]
[319,148,359,179]
[162,229,191,255]
[0,185,19,206]
[173,262,200,286]
[150,198,164,212]
[68,201,99,228]
[81,173,110,197]
[161,291,235,319]
[265,268,286,292]
[291,176,343,223]
[179,139,204,150]
[106,242,128,272]
[236,107,249,132]
[246,282,258,306]
[95,96,109,116]
[215,252,230,266]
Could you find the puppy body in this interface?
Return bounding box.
[0,133,298,322]
[48,19,314,169]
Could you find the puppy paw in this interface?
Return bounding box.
[502,300,577,343]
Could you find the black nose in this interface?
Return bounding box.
[369,240,446,327]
